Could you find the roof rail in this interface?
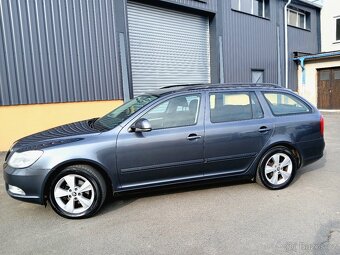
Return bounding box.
[161,83,207,89]
[162,83,281,89]
[217,82,282,88]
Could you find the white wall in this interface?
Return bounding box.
[321,0,340,52]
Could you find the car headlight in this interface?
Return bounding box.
[8,150,44,168]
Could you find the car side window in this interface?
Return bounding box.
[263,92,311,115]
[143,94,201,129]
[210,92,262,123]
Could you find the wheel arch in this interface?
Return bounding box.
[42,159,113,203]
[268,142,301,165]
[253,142,302,176]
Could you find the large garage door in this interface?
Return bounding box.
[127,1,210,96]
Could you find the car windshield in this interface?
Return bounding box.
[94,95,158,130]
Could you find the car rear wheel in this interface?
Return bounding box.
[49,165,106,219]
[256,146,297,189]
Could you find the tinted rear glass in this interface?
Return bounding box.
[263,92,311,115]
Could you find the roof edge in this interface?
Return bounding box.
[292,0,322,9]
[293,51,340,61]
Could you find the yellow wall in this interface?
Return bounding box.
[0,100,123,151]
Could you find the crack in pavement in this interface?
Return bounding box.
[314,221,340,255]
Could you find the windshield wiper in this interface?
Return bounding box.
[87,118,98,129]
[91,118,111,132]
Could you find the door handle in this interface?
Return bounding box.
[187,134,202,140]
[258,126,271,133]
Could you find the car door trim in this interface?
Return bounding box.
[120,159,204,174]
[206,152,257,163]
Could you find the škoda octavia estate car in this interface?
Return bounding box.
[3,84,325,218]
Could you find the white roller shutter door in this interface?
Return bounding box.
[127,1,211,95]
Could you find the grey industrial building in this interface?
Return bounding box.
[0,0,321,105]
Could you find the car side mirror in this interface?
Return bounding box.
[132,118,152,132]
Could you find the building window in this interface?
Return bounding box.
[334,70,340,80]
[288,8,308,29]
[252,70,264,83]
[320,70,330,81]
[231,0,269,18]
[336,18,340,41]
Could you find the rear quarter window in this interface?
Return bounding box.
[263,92,311,116]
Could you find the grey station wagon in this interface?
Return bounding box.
[3,84,325,218]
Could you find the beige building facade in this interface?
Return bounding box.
[297,56,340,107]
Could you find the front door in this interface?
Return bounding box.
[116,93,205,188]
[318,68,340,109]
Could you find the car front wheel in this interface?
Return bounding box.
[49,165,106,219]
[256,146,297,189]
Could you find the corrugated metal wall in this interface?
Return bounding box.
[287,3,320,90]
[0,0,122,106]
[0,0,320,106]
[219,0,320,90]
[221,0,279,84]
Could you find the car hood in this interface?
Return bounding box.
[12,119,100,151]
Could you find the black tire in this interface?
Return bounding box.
[49,165,106,219]
[256,146,297,190]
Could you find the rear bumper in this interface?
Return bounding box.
[3,163,49,205]
[297,137,325,167]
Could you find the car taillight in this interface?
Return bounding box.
[320,115,324,136]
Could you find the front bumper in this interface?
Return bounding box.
[3,163,50,205]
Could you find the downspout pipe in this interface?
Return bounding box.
[284,0,292,88]
[300,58,305,85]
[299,57,306,96]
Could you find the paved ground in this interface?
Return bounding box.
[1,112,340,255]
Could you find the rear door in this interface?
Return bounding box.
[204,90,273,176]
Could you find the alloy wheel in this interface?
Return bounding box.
[54,174,95,214]
[264,153,293,185]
